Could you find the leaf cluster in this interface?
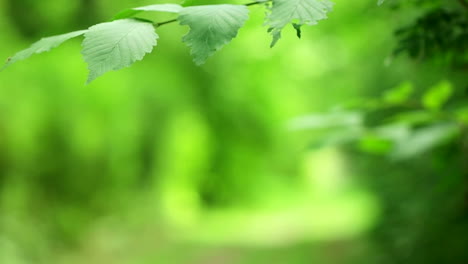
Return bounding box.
[2,0,334,83]
[290,80,467,160]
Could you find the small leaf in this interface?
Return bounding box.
[358,136,393,154]
[383,81,414,104]
[82,19,158,83]
[292,23,302,39]
[113,4,183,20]
[266,0,334,47]
[178,4,249,65]
[1,30,87,71]
[422,80,453,111]
[358,124,410,154]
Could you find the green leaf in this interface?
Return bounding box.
[358,136,393,154]
[391,123,458,160]
[383,81,414,105]
[377,0,385,5]
[361,124,411,155]
[178,4,249,65]
[113,4,183,20]
[422,80,453,111]
[266,0,334,47]
[82,19,158,83]
[1,30,87,71]
[390,110,436,125]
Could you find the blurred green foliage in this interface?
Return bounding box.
[0,0,467,263]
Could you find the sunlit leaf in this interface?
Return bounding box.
[383,81,414,105]
[82,19,158,83]
[359,124,411,155]
[178,4,249,65]
[1,30,87,71]
[359,136,393,154]
[391,123,459,160]
[422,80,453,111]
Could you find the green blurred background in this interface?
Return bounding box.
[0,0,467,263]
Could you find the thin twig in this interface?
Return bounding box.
[155,19,178,27]
[245,0,272,6]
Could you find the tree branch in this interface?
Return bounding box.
[154,0,272,28]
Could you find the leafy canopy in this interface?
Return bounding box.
[0,0,395,83]
[1,30,87,71]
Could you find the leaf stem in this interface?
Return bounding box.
[245,0,272,6]
[154,0,272,28]
[155,19,178,27]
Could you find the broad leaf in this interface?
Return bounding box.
[266,0,333,47]
[114,4,183,20]
[178,4,249,65]
[1,30,87,71]
[82,19,158,83]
